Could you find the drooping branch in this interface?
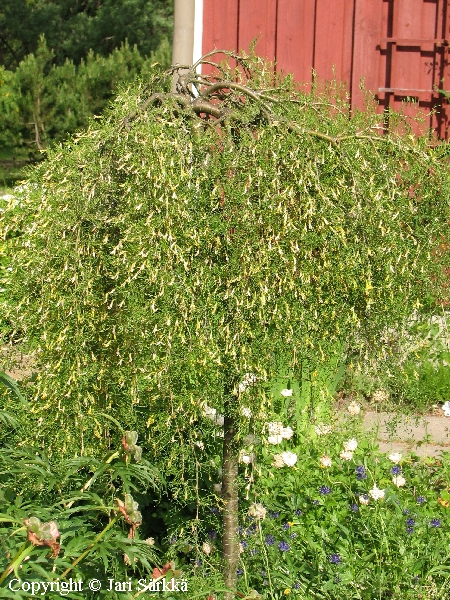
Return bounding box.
[121,51,391,149]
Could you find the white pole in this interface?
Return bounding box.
[193,0,204,73]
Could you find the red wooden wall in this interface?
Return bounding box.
[202,0,450,138]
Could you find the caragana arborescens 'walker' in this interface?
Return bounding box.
[3,51,450,596]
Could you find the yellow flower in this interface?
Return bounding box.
[284,589,291,595]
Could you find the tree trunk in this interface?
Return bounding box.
[222,412,239,599]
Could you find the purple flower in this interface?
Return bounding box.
[170,535,177,544]
[246,524,257,535]
[402,509,410,515]
[250,548,258,555]
[294,582,301,590]
[430,519,441,528]
[237,568,244,576]
[329,553,341,564]
[416,496,426,505]
[391,465,402,475]
[406,527,414,535]
[208,530,218,540]
[240,540,247,549]
[283,522,291,530]
[319,485,331,495]
[265,534,275,546]
[294,509,303,516]
[278,541,290,552]
[312,500,320,506]
[355,465,367,480]
[196,559,202,567]
[350,503,359,512]
[269,511,280,519]
[290,532,297,538]
[209,507,220,515]
[406,518,415,527]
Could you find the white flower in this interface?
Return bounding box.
[267,434,283,445]
[314,423,332,435]
[145,537,155,546]
[281,451,298,467]
[359,494,370,505]
[347,401,361,416]
[388,452,402,464]
[202,542,212,555]
[320,455,332,468]
[239,451,255,465]
[343,438,358,452]
[213,483,222,494]
[245,373,257,384]
[238,373,257,393]
[372,389,389,404]
[202,405,224,426]
[195,441,205,450]
[240,406,252,418]
[340,450,353,461]
[267,422,283,436]
[215,414,225,427]
[281,426,294,440]
[272,454,285,468]
[202,404,217,419]
[392,475,406,487]
[280,389,293,397]
[442,401,450,417]
[369,485,385,500]
[248,503,266,520]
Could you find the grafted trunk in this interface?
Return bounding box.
[222,412,239,599]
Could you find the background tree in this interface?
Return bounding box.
[2,52,450,596]
[0,0,173,69]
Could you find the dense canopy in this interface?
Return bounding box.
[2,53,449,459]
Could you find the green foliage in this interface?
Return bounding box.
[0,36,172,154]
[154,393,450,599]
[0,422,164,599]
[2,53,450,482]
[0,67,21,148]
[234,431,450,600]
[2,51,450,596]
[341,311,450,412]
[0,0,173,69]
[0,370,27,406]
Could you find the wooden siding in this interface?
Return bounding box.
[202,0,450,138]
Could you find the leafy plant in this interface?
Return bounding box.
[0,429,164,598]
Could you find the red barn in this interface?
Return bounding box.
[193,0,450,137]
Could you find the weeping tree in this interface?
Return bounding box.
[3,51,450,596]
